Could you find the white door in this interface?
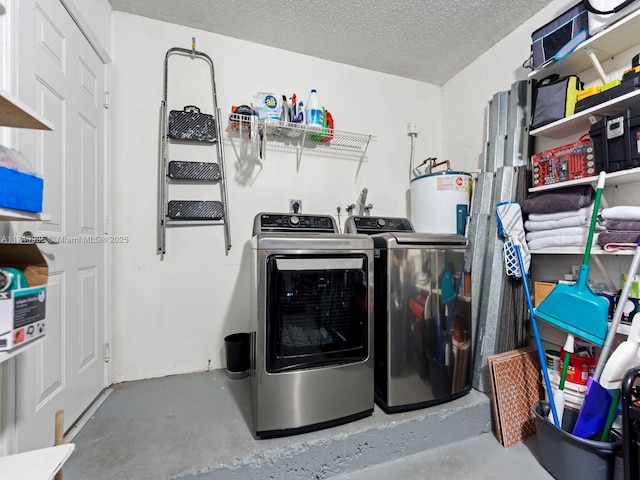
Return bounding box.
[13,0,107,451]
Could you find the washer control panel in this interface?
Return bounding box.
[255,213,338,234]
[344,216,414,234]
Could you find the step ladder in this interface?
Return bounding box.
[157,39,231,256]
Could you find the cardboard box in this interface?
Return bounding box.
[534,281,556,307]
[0,243,48,351]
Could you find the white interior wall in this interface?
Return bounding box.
[442,0,576,171]
[110,12,442,382]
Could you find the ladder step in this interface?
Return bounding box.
[168,161,220,181]
[168,106,217,143]
[167,200,224,220]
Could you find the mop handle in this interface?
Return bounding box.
[594,239,640,380]
[583,172,606,266]
[515,244,561,428]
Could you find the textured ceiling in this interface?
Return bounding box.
[108,0,555,86]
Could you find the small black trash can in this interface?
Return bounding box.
[224,333,250,379]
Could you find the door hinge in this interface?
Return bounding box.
[104,343,110,363]
[104,90,110,109]
[104,215,110,234]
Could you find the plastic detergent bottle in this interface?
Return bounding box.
[296,100,305,124]
[305,89,323,129]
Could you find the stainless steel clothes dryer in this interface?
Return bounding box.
[344,216,472,413]
[250,212,374,438]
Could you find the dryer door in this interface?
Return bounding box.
[265,254,369,373]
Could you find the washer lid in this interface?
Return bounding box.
[253,232,373,250]
[376,232,468,246]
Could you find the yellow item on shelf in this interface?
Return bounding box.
[601,79,622,92]
[577,86,601,101]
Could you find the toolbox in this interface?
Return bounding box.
[589,102,640,173]
[576,68,640,112]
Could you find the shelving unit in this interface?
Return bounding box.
[527,11,640,349]
[228,114,375,177]
[0,85,71,475]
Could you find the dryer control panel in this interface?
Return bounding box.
[254,213,338,234]
[344,216,414,234]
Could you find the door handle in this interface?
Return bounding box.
[21,231,59,244]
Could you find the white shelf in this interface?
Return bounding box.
[531,247,635,255]
[529,8,640,81]
[0,444,74,480]
[529,166,640,193]
[530,89,640,139]
[0,87,53,130]
[0,207,50,221]
[0,336,44,364]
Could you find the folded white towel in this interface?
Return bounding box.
[526,226,595,242]
[524,215,589,231]
[527,207,592,222]
[528,233,600,251]
[601,206,640,221]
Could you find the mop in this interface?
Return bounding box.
[573,238,640,439]
[534,172,610,346]
[497,202,560,427]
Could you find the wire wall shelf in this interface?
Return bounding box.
[227,113,376,178]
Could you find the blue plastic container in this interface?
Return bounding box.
[0,166,43,213]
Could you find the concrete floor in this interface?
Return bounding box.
[62,369,554,480]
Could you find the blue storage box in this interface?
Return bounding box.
[0,166,43,213]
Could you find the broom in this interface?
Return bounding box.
[534,171,609,346]
[497,202,560,427]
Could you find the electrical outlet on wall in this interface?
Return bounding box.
[289,199,302,213]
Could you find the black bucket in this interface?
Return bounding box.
[533,400,622,480]
[224,333,250,379]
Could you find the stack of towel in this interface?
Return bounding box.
[521,185,601,251]
[597,206,640,251]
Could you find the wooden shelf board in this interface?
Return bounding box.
[0,87,53,130]
[0,444,74,480]
[0,207,50,221]
[529,166,640,193]
[530,89,640,139]
[0,336,44,364]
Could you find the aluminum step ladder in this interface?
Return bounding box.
[157,39,231,256]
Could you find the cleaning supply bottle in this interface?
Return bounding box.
[305,89,323,129]
[296,100,305,124]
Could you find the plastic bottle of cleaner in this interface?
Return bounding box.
[296,100,305,124]
[305,89,323,129]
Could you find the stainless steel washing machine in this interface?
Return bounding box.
[250,212,374,438]
[345,216,472,413]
